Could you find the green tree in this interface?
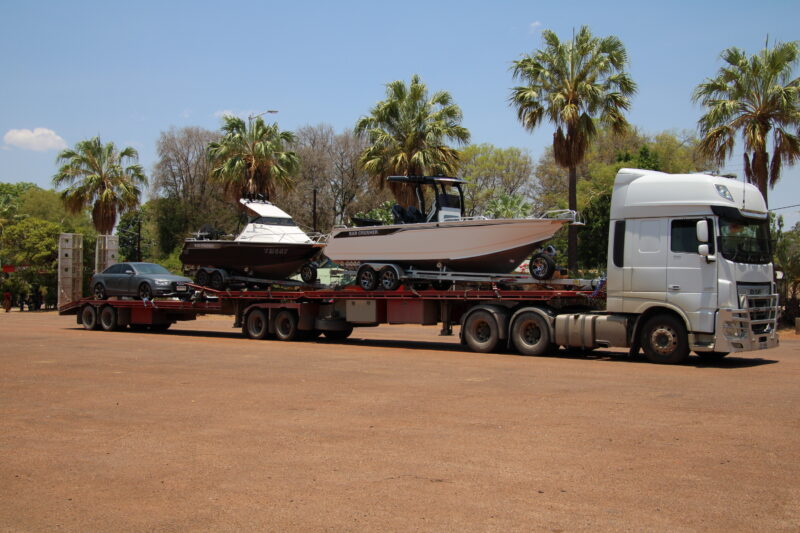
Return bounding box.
[355,74,471,207]
[208,116,299,202]
[511,25,637,272]
[694,40,800,207]
[52,137,147,235]
[457,144,535,216]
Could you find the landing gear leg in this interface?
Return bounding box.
[439,302,453,336]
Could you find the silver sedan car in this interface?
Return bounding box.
[91,262,193,300]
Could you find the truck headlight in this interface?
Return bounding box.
[723,321,742,338]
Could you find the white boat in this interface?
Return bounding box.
[324,176,575,286]
[180,199,324,286]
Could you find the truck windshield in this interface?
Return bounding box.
[718,218,771,264]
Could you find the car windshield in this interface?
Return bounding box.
[718,217,771,264]
[134,264,171,275]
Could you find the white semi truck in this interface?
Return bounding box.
[64,168,781,365]
[549,167,780,363]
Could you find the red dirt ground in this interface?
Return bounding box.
[1,311,799,531]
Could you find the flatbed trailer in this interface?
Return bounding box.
[59,282,606,357]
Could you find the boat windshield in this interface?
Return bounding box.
[252,216,296,226]
[718,217,771,264]
[134,264,172,275]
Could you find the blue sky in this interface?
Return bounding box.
[2,0,799,227]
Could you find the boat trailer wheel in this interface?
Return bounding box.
[356,265,378,291]
[300,263,318,285]
[378,266,401,291]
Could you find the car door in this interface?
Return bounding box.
[666,218,717,333]
[120,264,139,295]
[103,264,124,295]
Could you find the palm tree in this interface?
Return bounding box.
[693,41,800,207]
[53,137,146,235]
[510,26,636,273]
[208,115,299,201]
[355,74,471,207]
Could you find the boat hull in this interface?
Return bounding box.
[180,241,324,280]
[325,218,567,273]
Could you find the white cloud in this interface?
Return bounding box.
[3,127,67,151]
[213,109,236,118]
[530,21,542,33]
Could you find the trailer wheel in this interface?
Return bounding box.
[196,269,210,287]
[356,265,378,291]
[274,309,299,341]
[640,314,689,364]
[81,305,99,330]
[99,305,118,331]
[245,309,270,339]
[378,266,401,291]
[210,271,225,291]
[463,310,500,353]
[510,312,554,356]
[93,283,107,300]
[324,327,353,341]
[529,253,556,280]
[300,263,317,284]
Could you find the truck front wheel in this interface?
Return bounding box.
[640,314,689,364]
[463,310,500,353]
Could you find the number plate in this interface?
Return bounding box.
[176,285,187,292]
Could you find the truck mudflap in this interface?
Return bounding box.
[710,293,780,353]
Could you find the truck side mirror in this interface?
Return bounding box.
[698,244,715,262]
[696,219,709,243]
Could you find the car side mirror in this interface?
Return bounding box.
[696,219,709,243]
[125,270,134,275]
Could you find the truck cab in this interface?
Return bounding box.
[605,168,779,359]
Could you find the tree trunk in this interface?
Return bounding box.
[568,165,578,274]
[752,150,769,208]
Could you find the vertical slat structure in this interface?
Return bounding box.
[58,233,83,308]
[95,235,119,274]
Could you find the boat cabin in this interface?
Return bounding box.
[386,175,466,224]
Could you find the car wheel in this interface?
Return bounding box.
[93,283,107,300]
[138,283,153,300]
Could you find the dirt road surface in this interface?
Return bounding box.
[1,311,799,532]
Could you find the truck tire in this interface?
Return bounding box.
[81,305,99,330]
[99,305,118,331]
[463,310,500,353]
[640,314,689,364]
[245,309,270,339]
[196,269,210,287]
[274,309,299,341]
[529,253,556,280]
[510,311,554,356]
[356,265,378,291]
[378,266,401,291]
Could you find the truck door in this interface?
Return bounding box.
[666,219,717,333]
[623,218,667,312]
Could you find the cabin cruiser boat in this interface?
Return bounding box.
[324,176,576,289]
[180,199,324,288]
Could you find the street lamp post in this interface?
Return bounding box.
[248,109,278,125]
